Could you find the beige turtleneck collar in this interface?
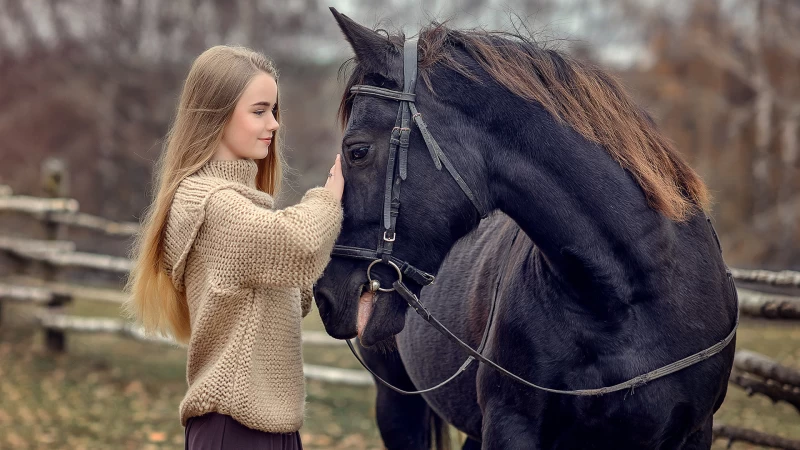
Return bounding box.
[195,158,259,189]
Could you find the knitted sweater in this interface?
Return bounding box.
[162,158,342,433]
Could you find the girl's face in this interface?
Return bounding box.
[215,72,279,161]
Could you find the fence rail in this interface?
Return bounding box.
[30,311,371,385]
[731,267,800,288]
[738,288,800,319]
[7,247,132,273]
[0,195,79,215]
[46,211,139,236]
[0,283,53,304]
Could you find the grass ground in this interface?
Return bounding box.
[0,298,797,449]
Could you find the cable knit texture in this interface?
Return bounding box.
[162,158,342,433]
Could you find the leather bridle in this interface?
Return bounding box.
[330,39,489,293]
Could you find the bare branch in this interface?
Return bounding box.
[3,0,36,53]
[690,33,799,112]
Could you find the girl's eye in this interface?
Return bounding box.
[254,110,265,116]
[351,146,369,160]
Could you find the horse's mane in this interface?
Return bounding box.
[338,23,709,221]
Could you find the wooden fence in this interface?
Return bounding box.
[1,159,799,448]
[0,160,370,386]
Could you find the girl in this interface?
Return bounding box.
[125,45,344,449]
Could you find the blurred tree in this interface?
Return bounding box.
[615,0,800,267]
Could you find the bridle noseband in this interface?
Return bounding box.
[328,38,738,397]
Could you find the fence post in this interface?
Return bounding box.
[41,158,71,352]
[0,186,7,326]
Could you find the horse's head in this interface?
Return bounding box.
[313,9,490,347]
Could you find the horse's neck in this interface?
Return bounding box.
[488,127,678,310]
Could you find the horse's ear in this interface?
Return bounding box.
[329,7,391,70]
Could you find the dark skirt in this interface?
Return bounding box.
[185,412,303,450]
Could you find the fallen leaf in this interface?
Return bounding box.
[148,431,166,442]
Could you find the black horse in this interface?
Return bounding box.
[314,9,738,450]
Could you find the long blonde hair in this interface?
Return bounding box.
[124,45,284,343]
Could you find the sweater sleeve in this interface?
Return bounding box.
[202,187,342,289]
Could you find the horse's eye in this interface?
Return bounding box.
[351,146,370,160]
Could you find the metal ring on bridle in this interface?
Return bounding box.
[366,259,402,292]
